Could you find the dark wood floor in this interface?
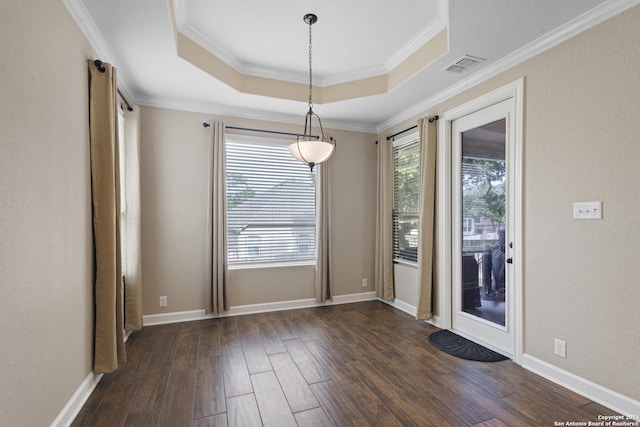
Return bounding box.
[72,301,615,427]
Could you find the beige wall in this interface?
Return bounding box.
[382,5,640,402]
[140,108,377,314]
[3,2,638,424]
[0,1,95,425]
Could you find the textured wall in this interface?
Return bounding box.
[521,5,640,401]
[139,107,377,314]
[0,1,95,425]
[384,4,640,403]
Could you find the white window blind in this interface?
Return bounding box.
[226,140,316,266]
[393,139,420,264]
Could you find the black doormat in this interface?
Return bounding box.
[429,330,509,362]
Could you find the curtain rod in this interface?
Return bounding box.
[202,123,319,140]
[385,115,439,141]
[93,59,134,112]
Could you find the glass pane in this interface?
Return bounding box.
[392,139,420,263]
[460,119,506,326]
[226,141,316,266]
[393,213,419,263]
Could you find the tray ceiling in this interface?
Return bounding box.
[73,0,624,132]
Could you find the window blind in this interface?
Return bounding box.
[392,139,420,264]
[226,140,316,266]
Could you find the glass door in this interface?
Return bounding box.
[451,98,515,357]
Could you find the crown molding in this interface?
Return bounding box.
[179,23,303,82]
[65,0,636,134]
[377,0,640,133]
[62,0,374,133]
[317,65,388,88]
[177,21,402,88]
[385,11,448,71]
[135,94,299,123]
[61,0,113,62]
[172,0,447,88]
[134,95,377,134]
[61,0,134,97]
[172,0,187,28]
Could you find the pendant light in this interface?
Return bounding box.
[288,13,336,171]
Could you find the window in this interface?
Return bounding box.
[246,235,261,257]
[226,138,316,266]
[117,105,127,274]
[297,233,311,255]
[393,138,420,264]
[463,217,475,235]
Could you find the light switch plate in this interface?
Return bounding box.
[573,201,602,220]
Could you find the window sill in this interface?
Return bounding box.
[229,260,316,271]
[393,260,418,269]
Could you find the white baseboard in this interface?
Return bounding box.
[373,303,639,416]
[50,371,103,427]
[143,291,377,326]
[522,354,640,417]
[55,294,376,424]
[378,297,417,317]
[377,298,443,328]
[57,301,639,426]
[425,314,442,328]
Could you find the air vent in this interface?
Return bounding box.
[445,55,486,73]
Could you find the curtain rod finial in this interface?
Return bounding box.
[94,59,106,73]
[203,122,210,128]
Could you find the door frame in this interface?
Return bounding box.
[435,78,524,364]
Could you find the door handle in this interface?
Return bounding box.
[506,257,513,264]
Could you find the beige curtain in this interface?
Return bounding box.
[89,60,126,373]
[315,162,332,302]
[123,106,143,330]
[375,139,394,300]
[204,121,229,314]
[416,118,438,320]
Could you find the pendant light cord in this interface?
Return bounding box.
[308,19,313,111]
[290,13,335,171]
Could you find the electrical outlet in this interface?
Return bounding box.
[159,296,167,307]
[554,338,566,358]
[362,278,368,288]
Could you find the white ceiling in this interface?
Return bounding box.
[72,0,624,133]
[179,0,446,85]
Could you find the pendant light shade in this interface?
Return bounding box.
[288,137,335,164]
[289,13,336,171]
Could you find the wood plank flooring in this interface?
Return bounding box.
[72,301,617,427]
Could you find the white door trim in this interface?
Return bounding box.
[435,78,524,364]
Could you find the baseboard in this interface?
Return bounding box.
[377,298,443,328]
[59,302,640,426]
[425,314,442,328]
[372,306,639,416]
[143,291,377,326]
[50,371,103,427]
[378,297,417,317]
[522,354,640,417]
